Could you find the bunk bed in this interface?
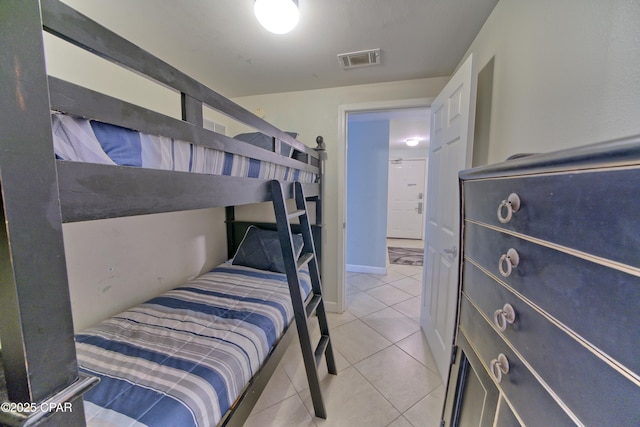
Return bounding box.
[0,1,333,426]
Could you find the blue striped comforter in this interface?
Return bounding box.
[51,113,316,184]
[76,264,311,427]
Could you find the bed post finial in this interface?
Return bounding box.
[313,136,326,227]
[314,136,327,162]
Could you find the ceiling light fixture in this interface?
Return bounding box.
[254,0,299,34]
[406,138,419,147]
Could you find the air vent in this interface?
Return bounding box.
[203,119,226,135]
[337,48,381,69]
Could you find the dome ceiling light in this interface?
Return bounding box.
[254,0,299,34]
[405,138,419,147]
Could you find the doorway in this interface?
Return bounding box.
[345,108,430,275]
[337,98,433,312]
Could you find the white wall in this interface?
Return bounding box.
[64,210,227,331]
[389,146,429,160]
[232,77,449,308]
[462,0,640,164]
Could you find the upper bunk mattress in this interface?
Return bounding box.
[76,263,311,427]
[52,113,316,183]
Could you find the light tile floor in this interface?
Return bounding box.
[245,239,445,427]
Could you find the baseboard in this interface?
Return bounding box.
[346,264,387,275]
[324,300,338,313]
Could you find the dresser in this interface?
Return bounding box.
[441,139,640,426]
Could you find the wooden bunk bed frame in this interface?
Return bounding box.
[0,1,329,426]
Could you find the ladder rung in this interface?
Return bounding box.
[314,335,330,367]
[297,252,313,270]
[287,209,306,220]
[305,293,322,318]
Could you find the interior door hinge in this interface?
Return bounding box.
[450,345,458,364]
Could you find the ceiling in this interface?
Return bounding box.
[62,0,499,98]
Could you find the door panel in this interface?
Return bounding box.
[427,149,441,226]
[421,54,477,382]
[441,140,459,236]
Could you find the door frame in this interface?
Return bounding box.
[337,98,434,312]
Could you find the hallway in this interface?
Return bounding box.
[245,239,444,426]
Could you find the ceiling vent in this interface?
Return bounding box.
[337,49,381,69]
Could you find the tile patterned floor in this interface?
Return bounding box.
[245,239,445,427]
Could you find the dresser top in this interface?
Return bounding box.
[460,134,640,180]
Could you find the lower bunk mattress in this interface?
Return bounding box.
[76,263,311,427]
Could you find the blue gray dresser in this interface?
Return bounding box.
[441,138,640,426]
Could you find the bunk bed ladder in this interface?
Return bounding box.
[271,180,337,419]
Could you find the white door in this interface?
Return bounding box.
[387,159,427,239]
[420,54,477,382]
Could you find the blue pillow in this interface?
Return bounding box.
[90,121,142,166]
[232,226,304,273]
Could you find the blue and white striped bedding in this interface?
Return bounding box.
[76,263,311,427]
[52,113,316,183]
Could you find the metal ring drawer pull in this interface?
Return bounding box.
[497,193,521,223]
[498,248,520,277]
[493,303,516,331]
[490,353,510,383]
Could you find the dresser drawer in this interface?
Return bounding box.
[462,167,640,268]
[463,221,640,374]
[462,262,640,426]
[459,296,575,426]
